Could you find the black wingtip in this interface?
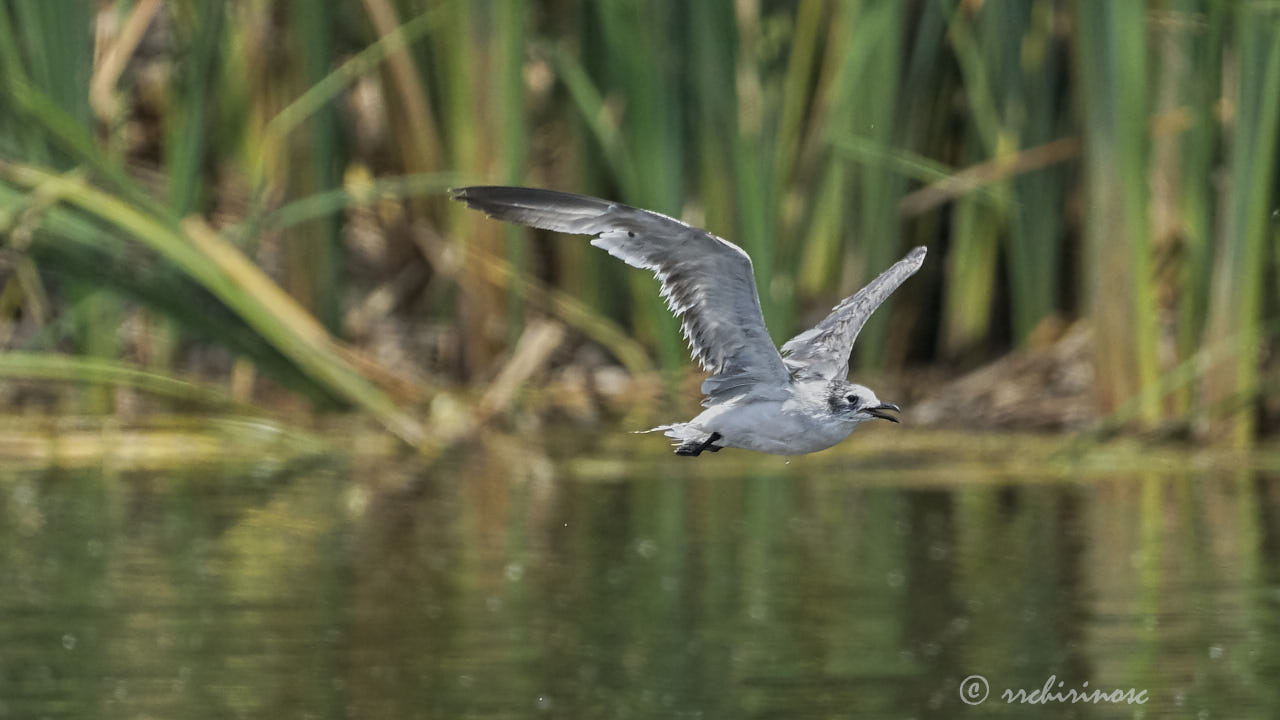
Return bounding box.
[449,185,535,212]
[450,186,491,213]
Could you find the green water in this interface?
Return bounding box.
[2,441,1278,719]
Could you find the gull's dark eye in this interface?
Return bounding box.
[846,394,859,406]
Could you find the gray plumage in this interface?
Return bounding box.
[781,246,928,382]
[452,186,926,456]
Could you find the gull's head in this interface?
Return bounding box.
[829,383,901,424]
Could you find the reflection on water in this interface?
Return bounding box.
[2,440,1279,719]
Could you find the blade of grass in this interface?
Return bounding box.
[152,1,224,376]
[258,172,460,232]
[1150,0,1217,417]
[89,0,163,122]
[288,0,342,328]
[167,2,223,217]
[848,0,908,368]
[1074,0,1162,423]
[359,0,442,174]
[940,186,1001,356]
[549,35,683,371]
[0,4,160,215]
[991,0,1068,344]
[411,220,655,378]
[6,0,121,412]
[7,0,94,163]
[1,176,339,404]
[496,0,530,341]
[1201,2,1280,447]
[0,159,429,448]
[1173,2,1226,377]
[937,0,1011,357]
[546,44,639,198]
[592,1,686,373]
[771,0,824,201]
[259,5,443,170]
[0,351,249,409]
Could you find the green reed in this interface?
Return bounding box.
[1074,0,1163,424]
[0,0,1276,446]
[1201,1,1280,446]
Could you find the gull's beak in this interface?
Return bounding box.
[865,402,901,423]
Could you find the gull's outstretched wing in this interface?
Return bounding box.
[781,246,926,381]
[453,186,791,403]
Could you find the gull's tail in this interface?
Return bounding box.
[634,423,689,440]
[635,423,718,454]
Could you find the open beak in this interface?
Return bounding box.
[865,402,901,423]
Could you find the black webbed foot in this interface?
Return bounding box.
[675,431,723,457]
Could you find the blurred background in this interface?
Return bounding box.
[4,3,1280,719]
[0,0,1277,451]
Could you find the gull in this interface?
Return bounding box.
[453,186,926,456]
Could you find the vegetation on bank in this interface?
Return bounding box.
[0,0,1277,450]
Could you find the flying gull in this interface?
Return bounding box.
[453,186,926,456]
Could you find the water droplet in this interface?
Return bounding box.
[61,634,76,650]
[1208,645,1223,660]
[505,562,525,582]
[635,538,658,558]
[536,695,553,711]
[12,482,35,506]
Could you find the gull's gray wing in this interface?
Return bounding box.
[453,186,791,403]
[781,246,926,381]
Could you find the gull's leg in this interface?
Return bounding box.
[699,432,723,453]
[676,431,723,456]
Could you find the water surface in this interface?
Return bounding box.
[2,434,1278,719]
